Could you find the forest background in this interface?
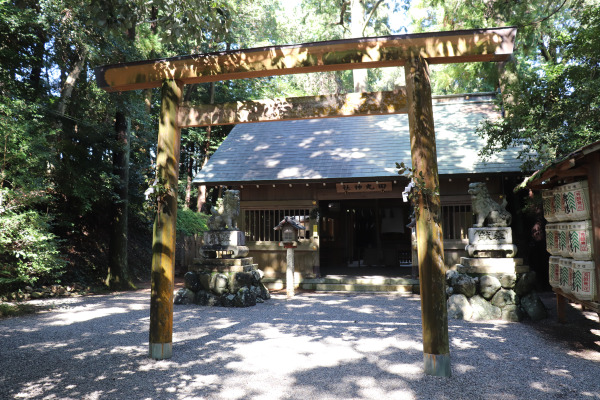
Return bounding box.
[1,0,599,294]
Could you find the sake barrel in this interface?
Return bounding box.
[558,223,571,257]
[542,189,557,222]
[562,180,590,221]
[568,219,593,260]
[571,260,596,301]
[548,256,561,288]
[545,223,558,255]
[553,185,567,221]
[558,257,573,294]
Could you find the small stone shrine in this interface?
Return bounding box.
[447,182,546,322]
[174,190,270,307]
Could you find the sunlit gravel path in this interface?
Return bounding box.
[0,289,599,400]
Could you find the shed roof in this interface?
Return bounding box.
[193,93,522,185]
[525,139,600,189]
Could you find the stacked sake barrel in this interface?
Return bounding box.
[544,180,596,301]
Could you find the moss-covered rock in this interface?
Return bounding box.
[521,292,547,321]
[235,287,257,307]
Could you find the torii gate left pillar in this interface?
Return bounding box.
[149,80,183,360]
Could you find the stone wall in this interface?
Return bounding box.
[446,270,547,322]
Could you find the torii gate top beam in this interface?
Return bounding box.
[95,27,516,93]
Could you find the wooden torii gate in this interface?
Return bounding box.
[95,27,516,377]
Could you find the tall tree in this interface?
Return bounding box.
[406,0,599,172]
[106,111,133,289]
[0,0,239,293]
[349,0,388,92]
[478,2,600,169]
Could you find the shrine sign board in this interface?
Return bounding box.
[336,181,392,193]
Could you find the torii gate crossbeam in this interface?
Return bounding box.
[94,27,516,377]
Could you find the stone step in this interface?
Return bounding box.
[307,283,417,293]
[262,276,419,293]
[304,276,417,285]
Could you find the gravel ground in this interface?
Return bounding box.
[0,289,599,400]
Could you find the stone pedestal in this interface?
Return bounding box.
[457,257,529,275]
[446,225,545,322]
[447,183,547,322]
[200,230,249,258]
[176,231,267,307]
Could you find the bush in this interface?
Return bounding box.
[0,210,65,292]
[176,209,209,236]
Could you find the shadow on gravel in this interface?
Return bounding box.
[0,291,598,400]
[524,292,600,361]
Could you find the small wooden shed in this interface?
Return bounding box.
[526,140,600,319]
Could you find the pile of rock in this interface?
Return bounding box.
[446,270,547,321]
[174,270,270,307]
[1,283,87,302]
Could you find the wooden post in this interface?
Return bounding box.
[556,293,567,323]
[149,79,183,360]
[586,153,600,304]
[286,246,295,298]
[405,54,451,377]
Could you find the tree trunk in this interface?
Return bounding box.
[497,56,518,114]
[106,111,134,290]
[57,53,85,117]
[144,6,158,114]
[29,25,46,94]
[184,142,194,209]
[349,0,384,92]
[351,0,368,92]
[196,81,215,213]
[405,54,450,377]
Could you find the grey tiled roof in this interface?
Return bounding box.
[193,95,522,184]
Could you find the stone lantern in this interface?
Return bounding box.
[274,216,306,297]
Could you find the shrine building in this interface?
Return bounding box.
[193,92,524,279]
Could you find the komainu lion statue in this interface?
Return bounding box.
[207,190,240,231]
[468,182,512,227]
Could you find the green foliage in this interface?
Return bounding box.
[408,0,583,95]
[478,3,600,170]
[0,210,65,291]
[0,303,39,318]
[408,0,600,170]
[176,209,209,236]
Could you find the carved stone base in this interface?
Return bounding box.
[200,244,249,259]
[189,257,258,273]
[457,257,529,275]
[466,243,518,258]
[195,257,254,267]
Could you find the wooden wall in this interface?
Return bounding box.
[226,173,523,278]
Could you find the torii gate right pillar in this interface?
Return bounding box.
[405,53,451,377]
